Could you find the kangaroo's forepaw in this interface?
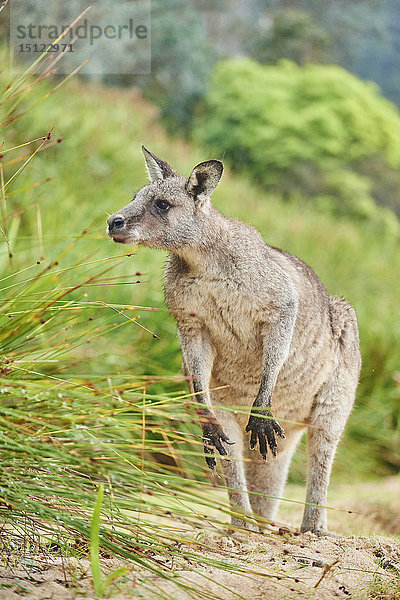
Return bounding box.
[202,420,234,470]
[245,410,285,460]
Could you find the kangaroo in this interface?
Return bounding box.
[107,146,361,535]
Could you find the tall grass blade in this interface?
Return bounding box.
[90,483,104,596]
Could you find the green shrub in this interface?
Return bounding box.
[195,58,400,227]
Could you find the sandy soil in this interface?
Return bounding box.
[1,478,399,600]
[1,532,399,600]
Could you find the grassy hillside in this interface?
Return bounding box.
[1,67,399,487]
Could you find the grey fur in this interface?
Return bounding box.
[107,147,361,535]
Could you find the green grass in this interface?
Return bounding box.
[90,483,129,597]
[0,42,399,598]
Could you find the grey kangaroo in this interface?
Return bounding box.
[107,146,361,535]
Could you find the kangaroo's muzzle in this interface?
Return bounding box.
[107,214,129,242]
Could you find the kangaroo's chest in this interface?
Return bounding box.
[167,274,263,354]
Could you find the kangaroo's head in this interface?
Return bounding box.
[107,146,223,250]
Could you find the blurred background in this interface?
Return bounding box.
[0,0,399,545]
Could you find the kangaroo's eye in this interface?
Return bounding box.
[156,200,171,212]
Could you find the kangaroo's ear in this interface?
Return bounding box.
[142,145,177,181]
[186,160,224,202]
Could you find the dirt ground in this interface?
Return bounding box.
[1,478,399,600]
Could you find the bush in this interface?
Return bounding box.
[195,58,400,227]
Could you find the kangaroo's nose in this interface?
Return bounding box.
[108,215,125,232]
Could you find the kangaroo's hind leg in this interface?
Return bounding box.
[214,408,258,531]
[244,427,304,529]
[301,300,361,535]
[184,365,257,532]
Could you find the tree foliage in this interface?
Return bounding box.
[134,0,217,132]
[252,0,384,71]
[195,58,400,227]
[250,8,332,65]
